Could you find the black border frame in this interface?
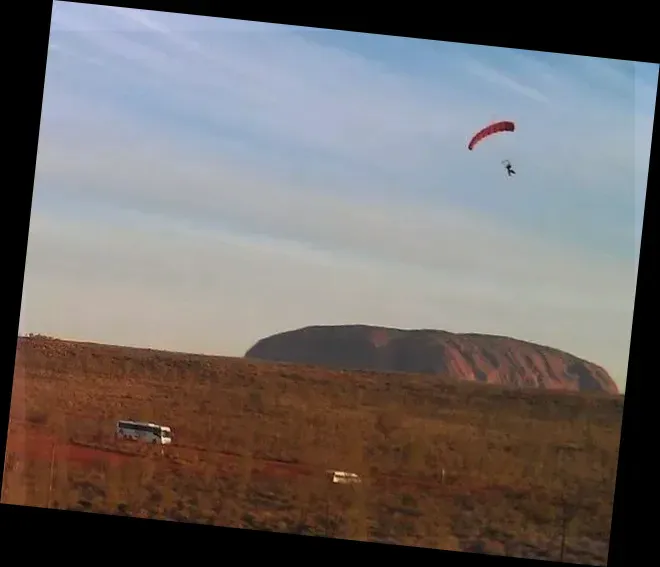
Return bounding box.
[3,1,656,565]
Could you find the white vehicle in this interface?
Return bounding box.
[327,470,362,484]
[116,420,172,445]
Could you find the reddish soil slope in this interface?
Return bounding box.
[245,325,618,394]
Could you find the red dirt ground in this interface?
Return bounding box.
[5,423,509,500]
[5,428,130,466]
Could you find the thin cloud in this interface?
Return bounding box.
[465,58,551,104]
[45,3,647,201]
[34,100,633,293]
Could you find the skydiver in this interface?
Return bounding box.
[503,160,516,177]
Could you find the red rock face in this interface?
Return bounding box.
[244,325,619,394]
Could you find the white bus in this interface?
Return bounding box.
[326,470,362,484]
[116,420,172,445]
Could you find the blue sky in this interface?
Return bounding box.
[20,1,658,392]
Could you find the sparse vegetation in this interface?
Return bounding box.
[5,335,622,565]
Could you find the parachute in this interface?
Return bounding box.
[467,120,515,151]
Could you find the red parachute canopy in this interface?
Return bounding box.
[467,120,515,151]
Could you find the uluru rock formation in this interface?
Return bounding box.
[245,325,619,394]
